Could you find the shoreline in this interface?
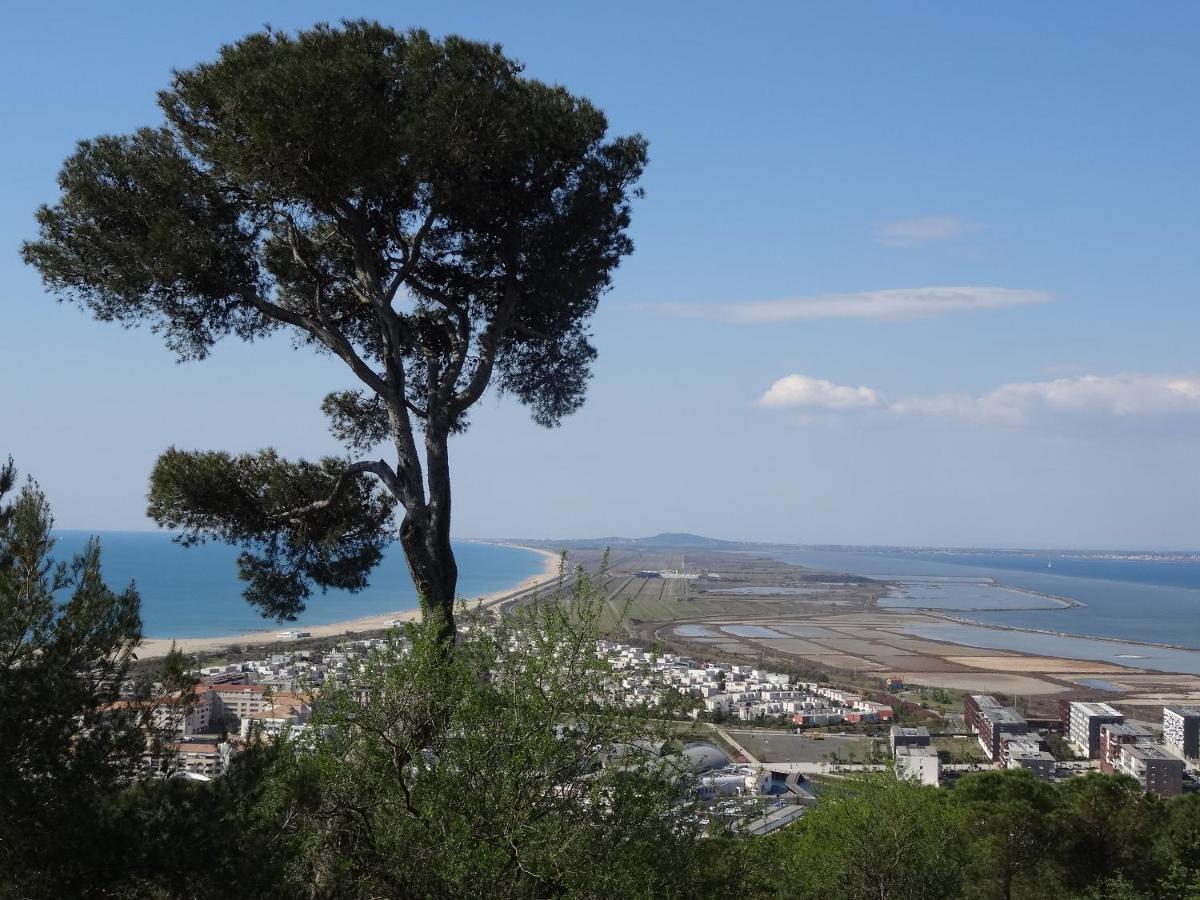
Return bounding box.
[136,544,562,659]
[772,550,1200,676]
[926,609,1200,658]
[877,579,1083,612]
[876,585,1200,674]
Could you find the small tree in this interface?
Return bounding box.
[24,21,647,647]
[951,769,1060,900]
[0,459,144,893]
[768,773,969,900]
[257,567,713,897]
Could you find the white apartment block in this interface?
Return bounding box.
[894,745,940,786]
[1068,701,1125,758]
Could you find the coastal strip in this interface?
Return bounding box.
[136,544,562,659]
[876,578,1083,611]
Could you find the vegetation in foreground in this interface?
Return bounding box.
[9,466,1200,899]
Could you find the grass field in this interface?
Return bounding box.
[728,730,884,765]
[932,735,988,763]
[595,569,875,635]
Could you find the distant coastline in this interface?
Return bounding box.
[48,531,553,645]
[137,544,561,659]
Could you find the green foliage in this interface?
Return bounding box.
[1053,773,1160,890]
[148,448,395,619]
[252,570,712,898]
[1046,730,1080,761]
[0,463,310,898]
[0,463,147,895]
[953,769,1060,899]
[763,773,969,899]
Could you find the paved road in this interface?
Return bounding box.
[709,724,761,765]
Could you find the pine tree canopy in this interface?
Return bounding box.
[23,21,647,630]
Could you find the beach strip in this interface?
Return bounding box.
[136,545,561,659]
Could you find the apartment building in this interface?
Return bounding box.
[889,725,931,756]
[1004,735,1056,780]
[211,683,273,720]
[966,694,1029,761]
[1068,701,1125,758]
[1115,743,1184,798]
[1163,706,1200,759]
[1098,722,1152,774]
[174,741,229,777]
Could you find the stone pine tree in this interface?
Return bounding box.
[24,21,647,646]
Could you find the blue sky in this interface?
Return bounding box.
[2,2,1198,548]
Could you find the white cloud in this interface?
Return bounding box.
[756,375,881,411]
[649,286,1050,324]
[759,372,1200,426]
[909,374,1200,425]
[878,214,983,246]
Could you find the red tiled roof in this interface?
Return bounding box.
[177,742,220,753]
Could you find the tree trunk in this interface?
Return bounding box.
[396,420,457,650]
[399,513,458,649]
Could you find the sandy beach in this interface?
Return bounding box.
[137,544,562,659]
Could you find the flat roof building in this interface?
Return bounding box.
[895,745,940,786]
[1068,701,1125,758]
[1117,743,1184,799]
[1099,722,1151,774]
[1004,735,1057,780]
[966,694,1029,761]
[1164,706,1200,760]
[889,725,931,756]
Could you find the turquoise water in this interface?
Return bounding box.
[773,547,1200,650]
[51,531,544,638]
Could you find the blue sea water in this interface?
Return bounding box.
[771,547,1200,651]
[50,531,545,639]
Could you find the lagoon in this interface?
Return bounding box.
[899,622,1200,675]
[773,547,1200,650]
[878,580,1065,611]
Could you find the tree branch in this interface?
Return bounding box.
[272,459,399,523]
[237,286,389,398]
[384,207,438,305]
[430,307,473,409]
[449,283,519,414]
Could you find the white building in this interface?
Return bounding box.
[894,745,940,786]
[1068,701,1125,758]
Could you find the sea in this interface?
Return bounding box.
[771,547,1200,674]
[50,531,546,639]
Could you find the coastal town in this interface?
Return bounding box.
[142,614,1200,837]
[108,542,1200,840]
